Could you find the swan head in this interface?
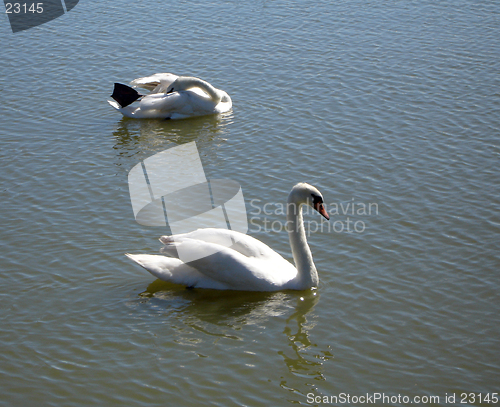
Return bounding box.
[289,183,330,220]
[166,80,178,94]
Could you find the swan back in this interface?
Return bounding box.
[166,77,223,103]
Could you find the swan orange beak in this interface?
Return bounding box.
[315,202,330,220]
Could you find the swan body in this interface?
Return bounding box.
[108,73,232,120]
[126,183,330,291]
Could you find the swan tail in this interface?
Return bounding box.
[107,100,139,118]
[125,253,229,289]
[111,83,143,108]
[159,235,175,245]
[126,253,196,284]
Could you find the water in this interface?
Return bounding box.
[1,1,499,405]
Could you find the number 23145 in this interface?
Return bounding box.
[5,3,44,13]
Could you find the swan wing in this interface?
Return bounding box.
[130,73,178,93]
[111,92,219,119]
[159,228,284,260]
[174,90,220,116]
[160,238,297,290]
[125,253,229,289]
[134,91,209,119]
[188,88,232,114]
[138,92,184,111]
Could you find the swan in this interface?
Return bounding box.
[108,73,232,120]
[126,183,330,291]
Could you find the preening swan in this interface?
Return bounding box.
[126,183,330,291]
[108,73,232,120]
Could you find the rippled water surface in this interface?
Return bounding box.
[1,1,499,406]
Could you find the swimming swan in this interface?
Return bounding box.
[126,183,330,291]
[108,73,232,120]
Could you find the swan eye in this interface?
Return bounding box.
[311,193,329,220]
[311,193,323,205]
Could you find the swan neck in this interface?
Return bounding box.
[287,199,319,288]
[185,78,222,104]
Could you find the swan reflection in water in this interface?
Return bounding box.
[111,111,233,170]
[135,283,332,384]
[280,291,334,384]
[112,111,233,154]
[138,281,305,327]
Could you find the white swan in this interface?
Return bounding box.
[108,73,232,120]
[126,183,330,291]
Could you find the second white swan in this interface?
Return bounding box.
[126,183,329,291]
[108,73,232,120]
